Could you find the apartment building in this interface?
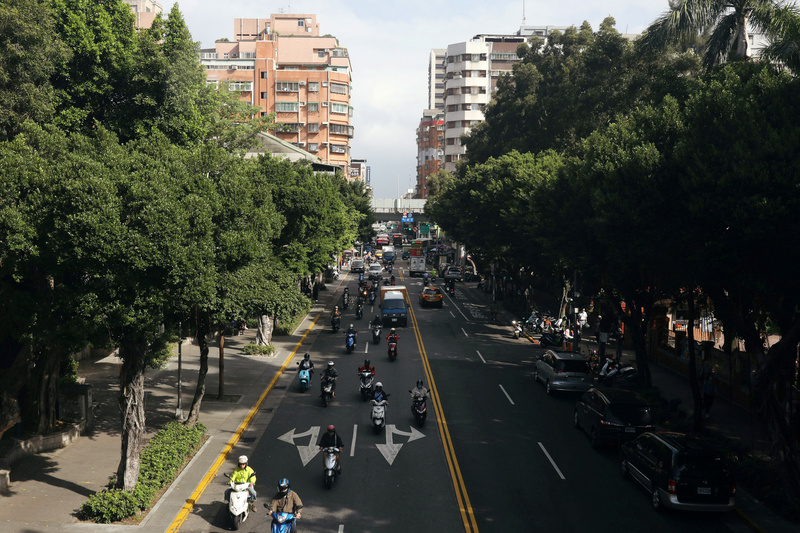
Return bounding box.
[415,110,444,198]
[199,14,354,173]
[122,0,162,30]
[428,49,446,111]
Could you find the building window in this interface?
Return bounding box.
[318,51,325,58]
[308,102,319,112]
[308,82,319,92]
[260,91,268,99]
[206,80,219,88]
[308,123,319,133]
[276,122,302,133]
[228,81,252,91]
[223,53,229,59]
[308,143,319,152]
[298,19,304,27]
[330,123,354,136]
[276,81,300,92]
[330,144,348,154]
[330,82,348,95]
[275,102,299,112]
[331,103,348,114]
[241,52,257,59]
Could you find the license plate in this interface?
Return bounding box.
[391,318,397,322]
[625,427,636,433]
[697,487,711,495]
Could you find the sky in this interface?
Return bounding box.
[164,1,671,198]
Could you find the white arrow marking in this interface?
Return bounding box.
[278,426,321,466]
[375,424,425,465]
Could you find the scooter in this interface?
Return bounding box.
[368,289,376,305]
[342,293,350,310]
[223,472,253,530]
[320,377,336,407]
[331,315,340,333]
[446,283,455,296]
[355,301,364,319]
[322,446,339,489]
[371,323,382,344]
[345,331,356,354]
[540,330,564,347]
[371,398,388,434]
[387,339,398,361]
[512,320,523,339]
[297,364,310,392]
[423,276,430,286]
[410,392,427,427]
[359,371,375,401]
[271,512,297,533]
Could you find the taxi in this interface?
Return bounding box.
[419,286,444,308]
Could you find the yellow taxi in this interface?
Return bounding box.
[419,286,444,308]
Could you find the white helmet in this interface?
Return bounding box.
[238,455,248,465]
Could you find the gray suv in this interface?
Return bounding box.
[534,350,594,395]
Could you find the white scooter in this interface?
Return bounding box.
[322,446,340,489]
[223,472,253,530]
[371,398,389,434]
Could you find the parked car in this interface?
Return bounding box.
[574,388,656,449]
[351,259,365,273]
[533,350,594,395]
[419,286,444,308]
[620,431,736,512]
[368,262,383,280]
[444,266,463,282]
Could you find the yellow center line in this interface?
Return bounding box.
[404,268,480,533]
[166,313,322,533]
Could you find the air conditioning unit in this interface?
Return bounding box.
[298,142,306,147]
[300,122,306,126]
[299,102,306,107]
[322,122,328,126]
[322,81,329,87]
[322,102,328,107]
[321,142,328,146]
[299,81,306,86]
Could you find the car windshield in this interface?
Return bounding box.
[608,404,653,425]
[383,299,405,309]
[556,360,591,373]
[676,451,729,475]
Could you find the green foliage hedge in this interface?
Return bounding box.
[242,343,275,356]
[79,422,206,523]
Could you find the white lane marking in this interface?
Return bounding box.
[338,526,344,533]
[461,327,468,337]
[350,424,357,457]
[538,442,566,480]
[364,342,369,353]
[455,303,469,321]
[499,384,515,405]
[476,350,486,363]
[450,311,456,318]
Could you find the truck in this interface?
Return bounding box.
[382,245,395,264]
[409,256,426,277]
[380,286,409,327]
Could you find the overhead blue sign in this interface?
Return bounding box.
[402,216,414,223]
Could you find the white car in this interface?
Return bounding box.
[368,263,383,280]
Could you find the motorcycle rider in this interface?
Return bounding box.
[331,305,341,327]
[298,353,314,375]
[371,382,390,403]
[321,361,338,397]
[346,324,357,344]
[386,328,399,344]
[390,274,396,285]
[318,424,344,473]
[268,478,303,532]
[410,379,429,400]
[357,359,376,376]
[225,455,257,512]
[371,315,382,329]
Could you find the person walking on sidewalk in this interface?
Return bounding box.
[702,368,717,419]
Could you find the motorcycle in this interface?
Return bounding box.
[331,315,340,333]
[320,377,336,407]
[271,512,297,533]
[297,363,310,392]
[359,371,375,401]
[368,289,376,305]
[540,330,564,347]
[355,301,364,319]
[342,293,350,310]
[387,339,398,361]
[423,275,430,286]
[410,392,427,427]
[322,446,339,489]
[371,323,382,344]
[223,472,253,530]
[599,359,638,386]
[512,320,523,339]
[371,398,389,434]
[345,331,357,353]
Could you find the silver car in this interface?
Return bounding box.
[534,350,594,394]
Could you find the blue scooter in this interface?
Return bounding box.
[271,512,296,533]
[345,331,357,354]
[297,364,310,392]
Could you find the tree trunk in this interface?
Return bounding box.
[185,310,210,428]
[687,295,703,432]
[115,340,147,491]
[34,350,60,434]
[256,314,273,345]
[218,329,225,400]
[734,11,753,60]
[629,292,653,387]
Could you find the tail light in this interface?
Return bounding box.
[731,483,736,496]
[667,479,677,494]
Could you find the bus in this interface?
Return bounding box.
[376,233,390,247]
[392,234,404,247]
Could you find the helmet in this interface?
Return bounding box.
[344,287,349,292]
[334,305,339,310]
[375,316,380,322]
[327,424,335,432]
[238,455,248,465]
[417,380,424,388]
[328,361,334,367]
[364,359,371,368]
[391,328,396,334]
[350,324,354,329]
[375,382,383,391]
[303,353,310,361]
[278,478,290,494]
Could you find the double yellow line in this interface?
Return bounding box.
[405,270,480,532]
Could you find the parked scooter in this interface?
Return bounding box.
[297,364,310,393]
[320,377,336,407]
[599,359,638,386]
[322,446,339,489]
[359,370,375,401]
[271,512,297,533]
[371,398,388,434]
[223,472,253,530]
[540,330,565,347]
[345,330,357,354]
[512,320,523,339]
[371,322,382,344]
[409,391,428,427]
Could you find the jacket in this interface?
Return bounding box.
[268,490,303,514]
[229,465,256,485]
[318,431,344,449]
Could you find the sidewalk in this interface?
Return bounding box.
[0,280,343,532]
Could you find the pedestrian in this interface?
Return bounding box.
[702,368,717,419]
[312,282,319,301]
[578,308,588,329]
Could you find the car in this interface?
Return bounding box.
[419,286,443,308]
[351,259,365,273]
[368,262,383,280]
[574,388,656,449]
[444,266,462,282]
[620,431,736,512]
[401,251,410,260]
[533,350,594,394]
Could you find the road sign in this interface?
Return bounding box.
[278,426,321,466]
[376,424,425,465]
